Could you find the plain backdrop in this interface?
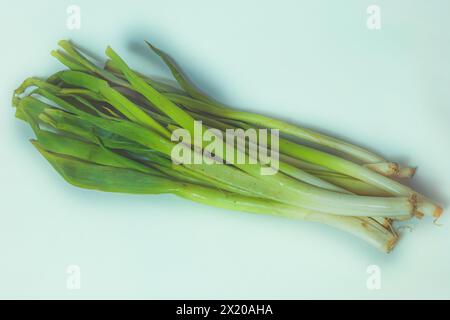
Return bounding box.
[0,0,449,299]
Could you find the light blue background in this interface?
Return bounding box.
[0,0,449,299]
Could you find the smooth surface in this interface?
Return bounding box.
[0,0,449,299]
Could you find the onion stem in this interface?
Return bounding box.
[11,39,443,253]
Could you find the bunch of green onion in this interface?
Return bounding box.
[12,40,443,253]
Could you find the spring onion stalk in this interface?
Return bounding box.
[12,39,443,253]
[54,42,358,186]
[144,42,383,162]
[67,84,389,199]
[32,143,397,252]
[166,94,442,215]
[105,54,414,179]
[33,73,415,216]
[105,44,415,180]
[51,69,419,218]
[143,44,415,177]
[29,90,418,218]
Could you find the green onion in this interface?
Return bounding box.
[12,39,443,253]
